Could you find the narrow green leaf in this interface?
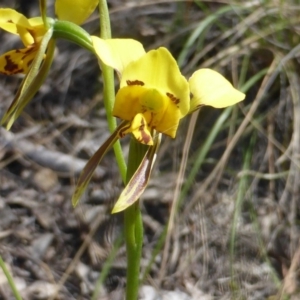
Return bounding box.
[72,120,129,207]
[112,133,161,213]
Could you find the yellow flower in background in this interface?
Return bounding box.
[0,10,47,75]
[55,0,99,25]
[0,0,98,75]
[72,37,245,212]
[0,0,98,128]
[92,37,245,146]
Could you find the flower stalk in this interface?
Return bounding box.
[124,138,149,299]
[98,1,141,298]
[98,0,127,182]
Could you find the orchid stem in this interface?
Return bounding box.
[98,1,143,299]
[98,0,126,183]
[39,0,50,29]
[124,138,148,300]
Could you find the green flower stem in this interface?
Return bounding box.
[0,255,22,300]
[39,0,50,29]
[98,1,144,298]
[98,0,126,182]
[124,138,148,300]
[53,20,94,53]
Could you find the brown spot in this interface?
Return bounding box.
[22,46,35,57]
[118,123,131,138]
[119,128,127,138]
[123,158,149,200]
[138,118,151,145]
[4,55,22,74]
[26,59,34,68]
[166,92,180,105]
[127,80,145,86]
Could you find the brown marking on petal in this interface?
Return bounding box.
[22,46,36,57]
[139,118,151,145]
[26,59,34,68]
[118,123,131,138]
[123,158,149,199]
[119,128,127,138]
[127,80,144,86]
[4,55,22,74]
[166,92,180,105]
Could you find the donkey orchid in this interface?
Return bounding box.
[72,38,245,212]
[0,0,98,128]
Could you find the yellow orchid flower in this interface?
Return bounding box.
[92,38,245,145]
[0,10,47,75]
[72,37,245,212]
[0,0,98,128]
[0,0,98,75]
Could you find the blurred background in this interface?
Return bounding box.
[0,1,299,299]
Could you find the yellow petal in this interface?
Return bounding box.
[92,37,145,75]
[28,17,44,27]
[28,17,47,41]
[139,88,167,113]
[1,29,55,128]
[120,47,190,117]
[113,82,182,138]
[113,85,145,120]
[113,85,179,138]
[0,46,38,75]
[0,9,31,34]
[55,0,98,24]
[0,9,36,46]
[155,99,181,138]
[189,69,245,111]
[139,88,179,138]
[127,113,153,145]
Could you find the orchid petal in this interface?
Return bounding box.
[1,28,54,128]
[92,37,145,76]
[0,9,37,46]
[156,99,181,138]
[113,85,145,120]
[125,113,153,145]
[112,133,161,213]
[72,121,128,207]
[0,46,37,75]
[0,9,31,34]
[120,47,190,117]
[189,69,245,111]
[55,0,99,24]
[28,17,48,39]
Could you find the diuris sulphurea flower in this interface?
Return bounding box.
[0,0,98,129]
[72,38,245,213]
